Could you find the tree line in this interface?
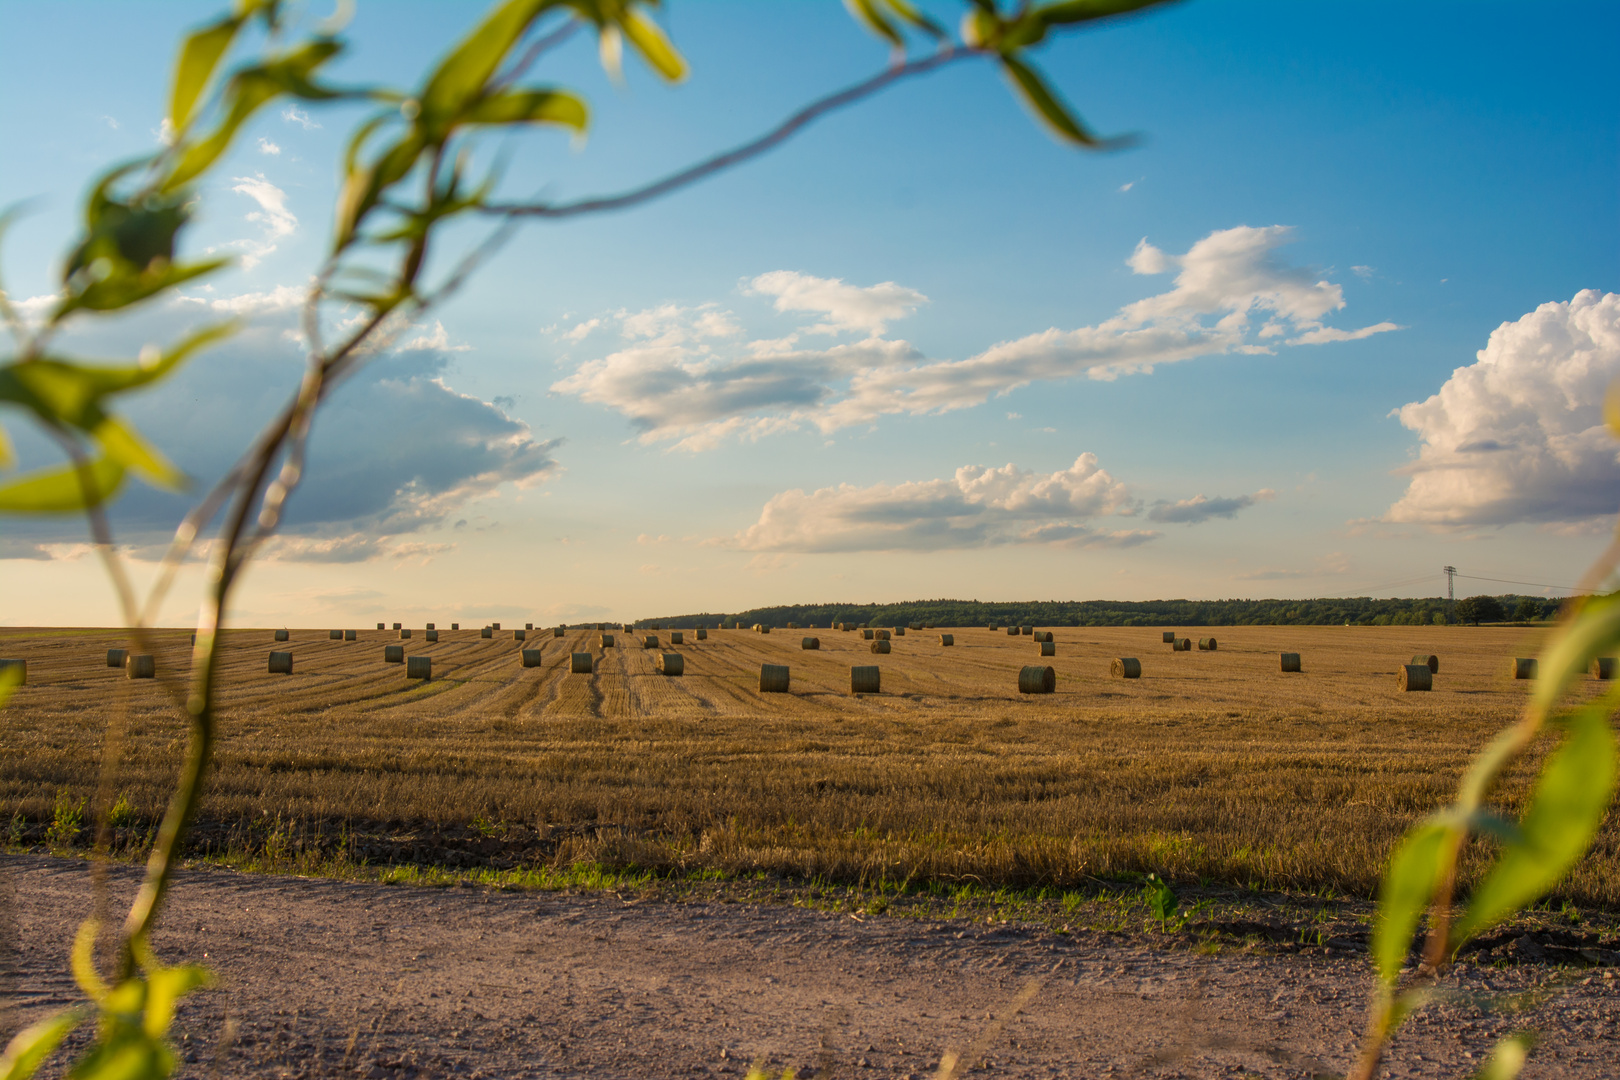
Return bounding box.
[641,594,1564,629]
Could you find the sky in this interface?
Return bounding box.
[1,0,1617,627]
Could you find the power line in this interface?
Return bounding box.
[1453,572,1582,593]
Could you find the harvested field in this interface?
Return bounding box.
[3,624,1617,907]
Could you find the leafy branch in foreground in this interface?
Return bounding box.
[0,2,1172,1078]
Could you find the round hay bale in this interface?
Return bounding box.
[328,630,342,641]
[1592,657,1616,680]
[862,629,874,640]
[1175,638,1192,652]
[1018,665,1055,694]
[406,655,431,681]
[480,627,493,639]
[400,629,412,639]
[554,626,565,637]
[870,639,891,654]
[514,629,526,641]
[525,622,533,631]
[393,623,402,630]
[1198,637,1217,651]
[939,634,954,646]
[1511,657,1537,680]
[657,652,684,676]
[850,665,881,694]
[1162,631,1176,643]
[786,622,798,630]
[802,637,820,650]
[651,623,662,631]
[0,658,27,685]
[988,625,998,632]
[643,635,658,649]
[344,630,357,641]
[570,652,593,674]
[492,622,501,631]
[377,623,385,631]
[670,631,684,645]
[759,663,790,693]
[600,633,615,648]
[427,623,436,630]
[384,644,405,664]
[876,629,891,641]
[107,648,128,668]
[274,629,290,642]
[1021,626,1033,636]
[268,651,293,675]
[1039,640,1055,657]
[1007,627,1019,636]
[1111,657,1141,679]
[1035,631,1053,643]
[1398,664,1432,691]
[520,648,544,668]
[451,623,460,630]
[760,625,772,635]
[425,630,439,643]
[1411,654,1439,674]
[1280,652,1302,673]
[696,629,708,641]
[125,655,154,680]
[893,627,906,636]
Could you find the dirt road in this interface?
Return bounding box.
[4,855,1614,1078]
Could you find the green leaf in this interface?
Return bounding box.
[878,0,946,39]
[92,416,186,490]
[1371,819,1451,983]
[845,0,904,47]
[1531,591,1620,718]
[0,456,125,514]
[142,966,212,1038]
[460,88,588,130]
[619,8,686,81]
[0,422,13,469]
[0,1008,88,1080]
[1472,1032,1536,1080]
[169,15,242,130]
[1029,0,1178,29]
[418,0,551,136]
[999,55,1104,146]
[163,38,346,191]
[1450,690,1620,948]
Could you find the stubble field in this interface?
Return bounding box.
[3,622,1616,909]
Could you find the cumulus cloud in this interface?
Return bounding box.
[1386,290,1620,527]
[725,453,1153,553]
[0,289,561,561]
[745,271,927,336]
[257,137,281,155]
[229,175,296,268]
[554,227,1398,449]
[282,106,320,130]
[1147,488,1275,524]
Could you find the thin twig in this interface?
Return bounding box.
[483,46,975,221]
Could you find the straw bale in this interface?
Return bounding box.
[1398,664,1432,691]
[268,651,293,674]
[384,645,405,664]
[850,665,880,694]
[759,663,790,693]
[1018,665,1055,694]
[406,655,431,681]
[1280,652,1301,673]
[125,655,154,679]
[521,649,544,668]
[570,652,593,674]
[1111,657,1141,679]
[657,653,684,676]
[802,637,820,650]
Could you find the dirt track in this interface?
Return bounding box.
[4,856,1616,1078]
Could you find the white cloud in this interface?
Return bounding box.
[1289,321,1401,345]
[554,227,1398,449]
[257,137,281,155]
[282,106,320,130]
[177,282,306,315]
[1352,265,1374,280]
[562,317,602,342]
[229,174,297,268]
[1148,488,1276,524]
[725,453,1152,553]
[399,320,471,352]
[745,270,927,336]
[1386,290,1620,527]
[1118,180,1135,192]
[102,116,119,130]
[154,118,176,146]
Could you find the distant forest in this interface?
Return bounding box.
[635,595,1564,629]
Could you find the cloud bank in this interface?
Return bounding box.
[553,227,1398,450]
[1387,290,1620,527]
[724,453,1158,553]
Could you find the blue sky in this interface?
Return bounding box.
[1,1,1616,626]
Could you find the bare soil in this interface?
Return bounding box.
[5,855,1617,1079]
